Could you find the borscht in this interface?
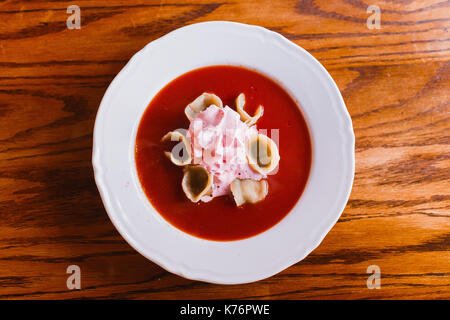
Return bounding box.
[135,65,311,241]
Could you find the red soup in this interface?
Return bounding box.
[135,65,311,241]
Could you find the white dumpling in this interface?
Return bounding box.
[230,179,269,206]
[235,93,264,126]
[185,93,223,120]
[182,166,213,202]
[161,130,191,166]
[246,134,280,175]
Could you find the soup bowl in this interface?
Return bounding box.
[93,21,355,284]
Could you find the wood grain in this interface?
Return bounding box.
[0,0,449,299]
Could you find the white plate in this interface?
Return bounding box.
[93,21,355,284]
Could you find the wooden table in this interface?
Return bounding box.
[0,0,448,300]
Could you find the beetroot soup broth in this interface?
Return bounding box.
[135,65,311,241]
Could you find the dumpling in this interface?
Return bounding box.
[182,166,213,202]
[246,134,280,175]
[161,130,191,166]
[230,179,269,206]
[185,93,223,120]
[235,93,264,126]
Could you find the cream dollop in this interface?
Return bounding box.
[187,105,265,201]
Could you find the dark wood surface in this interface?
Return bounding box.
[0,0,449,299]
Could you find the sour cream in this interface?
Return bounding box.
[187,105,265,201]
